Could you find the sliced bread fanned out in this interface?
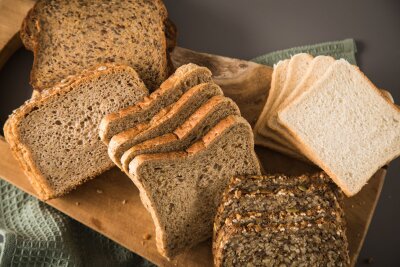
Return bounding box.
[129,115,261,258]
[99,63,212,144]
[121,95,241,173]
[21,0,174,91]
[108,83,223,168]
[278,59,400,196]
[3,64,148,200]
[213,173,349,267]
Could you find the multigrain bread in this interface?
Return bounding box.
[21,0,174,91]
[108,83,223,168]
[120,96,241,173]
[278,59,400,196]
[129,115,261,258]
[99,64,212,144]
[213,173,349,267]
[3,64,148,200]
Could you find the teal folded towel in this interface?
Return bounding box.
[0,38,357,267]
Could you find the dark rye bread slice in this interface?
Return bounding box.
[214,220,349,267]
[129,115,261,258]
[99,64,212,144]
[120,96,241,173]
[3,64,148,200]
[108,84,223,168]
[21,0,173,91]
[213,173,349,267]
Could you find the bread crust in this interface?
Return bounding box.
[3,64,148,200]
[99,64,212,144]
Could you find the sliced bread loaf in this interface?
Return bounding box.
[213,173,349,267]
[3,64,148,200]
[21,0,173,91]
[99,64,212,144]
[108,83,223,168]
[121,96,241,173]
[278,59,400,196]
[129,115,261,258]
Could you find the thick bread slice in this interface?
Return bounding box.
[213,173,349,267]
[120,96,241,173]
[3,64,148,200]
[273,56,335,147]
[21,0,171,91]
[129,115,261,258]
[99,64,212,144]
[278,59,400,196]
[108,83,223,168]
[259,54,314,147]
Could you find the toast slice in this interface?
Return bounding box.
[258,54,314,147]
[120,96,241,173]
[99,64,212,144]
[21,0,173,91]
[278,59,400,196]
[272,56,335,147]
[213,173,349,267]
[108,83,223,167]
[129,115,261,258]
[3,64,148,199]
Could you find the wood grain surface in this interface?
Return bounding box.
[0,1,385,266]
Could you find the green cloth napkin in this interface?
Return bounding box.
[0,38,357,267]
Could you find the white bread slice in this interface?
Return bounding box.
[129,115,261,258]
[278,59,400,196]
[120,96,240,173]
[99,63,212,144]
[273,56,336,147]
[108,83,223,167]
[3,64,148,200]
[258,54,314,146]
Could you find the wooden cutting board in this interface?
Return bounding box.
[0,1,385,266]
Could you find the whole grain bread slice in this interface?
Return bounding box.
[120,96,240,173]
[108,83,223,168]
[278,59,400,196]
[3,64,148,200]
[21,0,173,91]
[99,64,212,144]
[129,115,261,258]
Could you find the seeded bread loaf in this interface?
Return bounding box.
[278,59,400,196]
[3,64,148,200]
[121,95,240,173]
[108,83,223,168]
[213,172,349,267]
[129,115,261,258]
[21,0,174,91]
[99,64,212,144]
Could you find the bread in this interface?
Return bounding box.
[108,83,223,168]
[271,56,335,148]
[3,64,148,200]
[99,64,212,144]
[21,0,174,91]
[129,115,261,258]
[213,172,349,267]
[278,59,400,196]
[120,96,240,173]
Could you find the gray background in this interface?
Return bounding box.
[0,0,398,266]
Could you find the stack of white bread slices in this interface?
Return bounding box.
[99,63,261,258]
[254,53,400,196]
